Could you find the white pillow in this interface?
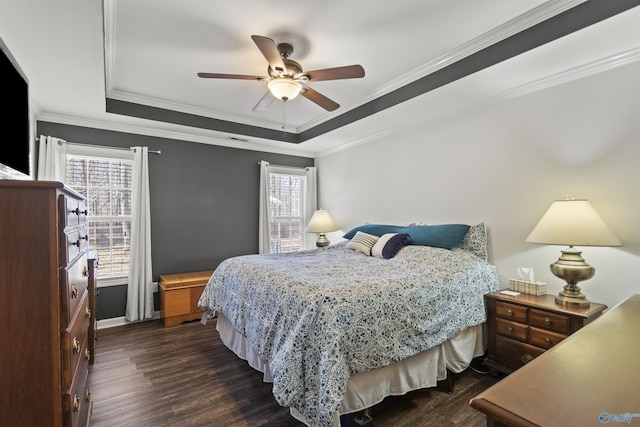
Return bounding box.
[346,231,379,255]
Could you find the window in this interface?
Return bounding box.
[267,168,308,253]
[65,145,133,283]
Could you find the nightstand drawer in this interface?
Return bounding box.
[530,309,570,334]
[495,301,528,323]
[530,327,567,349]
[496,318,528,342]
[495,335,545,371]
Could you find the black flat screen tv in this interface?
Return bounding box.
[0,35,31,179]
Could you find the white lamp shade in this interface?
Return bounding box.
[306,210,339,233]
[526,199,621,247]
[268,78,302,101]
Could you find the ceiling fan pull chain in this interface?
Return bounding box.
[282,101,288,137]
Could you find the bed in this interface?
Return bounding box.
[198,223,500,427]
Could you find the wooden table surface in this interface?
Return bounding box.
[470,294,640,427]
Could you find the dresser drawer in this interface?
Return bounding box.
[530,327,567,350]
[62,291,91,390]
[62,196,88,228]
[495,318,528,343]
[495,301,528,323]
[530,308,570,334]
[62,226,89,266]
[62,254,89,325]
[63,356,91,427]
[495,335,545,371]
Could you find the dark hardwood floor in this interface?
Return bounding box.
[88,318,501,426]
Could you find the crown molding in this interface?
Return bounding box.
[36,111,315,158]
[305,0,588,133]
[315,48,639,158]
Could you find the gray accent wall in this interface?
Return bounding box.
[37,121,314,320]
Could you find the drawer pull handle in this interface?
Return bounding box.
[72,239,81,247]
[73,337,80,354]
[507,309,514,316]
[544,337,552,344]
[73,394,81,411]
[521,354,534,364]
[85,348,91,360]
[508,326,515,333]
[85,389,91,402]
[72,207,88,216]
[82,266,88,277]
[71,285,78,299]
[86,307,92,318]
[544,317,552,325]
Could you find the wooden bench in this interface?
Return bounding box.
[159,270,214,327]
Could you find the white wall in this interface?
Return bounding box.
[316,61,640,311]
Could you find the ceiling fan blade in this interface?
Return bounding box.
[252,91,276,112]
[197,72,266,80]
[300,85,339,111]
[251,35,286,74]
[304,65,365,82]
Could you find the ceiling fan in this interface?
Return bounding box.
[198,35,365,112]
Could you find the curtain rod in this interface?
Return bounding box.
[258,161,311,170]
[67,142,162,155]
[36,137,161,154]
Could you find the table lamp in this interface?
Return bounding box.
[306,209,339,247]
[526,196,621,307]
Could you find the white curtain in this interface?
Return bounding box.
[37,135,67,182]
[304,166,318,250]
[126,146,154,322]
[258,160,272,254]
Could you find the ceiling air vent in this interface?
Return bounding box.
[227,136,249,142]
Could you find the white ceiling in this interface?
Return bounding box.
[0,0,638,157]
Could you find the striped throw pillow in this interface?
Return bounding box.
[346,231,379,255]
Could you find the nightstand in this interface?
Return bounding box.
[484,292,606,375]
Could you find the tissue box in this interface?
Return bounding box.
[509,279,547,296]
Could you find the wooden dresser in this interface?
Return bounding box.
[484,292,606,374]
[471,294,640,427]
[0,180,96,427]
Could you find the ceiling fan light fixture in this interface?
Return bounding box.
[268,78,302,101]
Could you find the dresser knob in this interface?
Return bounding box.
[521,354,534,364]
[73,337,80,354]
[544,317,552,325]
[507,309,514,316]
[85,389,91,402]
[71,285,78,299]
[508,326,515,333]
[86,307,91,319]
[73,394,81,412]
[544,337,552,345]
[85,348,91,360]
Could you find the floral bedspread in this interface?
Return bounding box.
[198,242,499,427]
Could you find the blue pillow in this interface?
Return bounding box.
[343,224,470,250]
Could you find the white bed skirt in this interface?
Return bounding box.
[215,313,485,427]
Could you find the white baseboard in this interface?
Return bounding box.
[97,310,161,329]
